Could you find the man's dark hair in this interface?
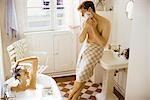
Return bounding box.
[78,1,95,12]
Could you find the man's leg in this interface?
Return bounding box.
[71,82,85,100]
[68,81,85,100]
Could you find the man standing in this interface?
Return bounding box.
[68,1,111,100]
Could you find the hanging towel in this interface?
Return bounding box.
[6,0,19,40]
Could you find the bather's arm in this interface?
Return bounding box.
[79,22,89,43]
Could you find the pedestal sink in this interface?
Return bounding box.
[96,50,128,100]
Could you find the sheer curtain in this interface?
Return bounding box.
[13,0,25,38]
[6,0,25,41]
[6,0,19,40]
[64,0,80,28]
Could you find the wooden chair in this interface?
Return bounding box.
[7,38,49,74]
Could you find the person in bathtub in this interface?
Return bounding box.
[11,56,38,92]
[68,1,111,100]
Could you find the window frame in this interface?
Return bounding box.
[24,0,69,32]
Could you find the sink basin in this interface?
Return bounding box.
[101,50,128,70]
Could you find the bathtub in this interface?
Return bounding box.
[4,74,62,100]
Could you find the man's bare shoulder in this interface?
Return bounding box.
[96,14,111,25]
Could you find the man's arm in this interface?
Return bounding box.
[102,21,111,46]
[79,22,89,43]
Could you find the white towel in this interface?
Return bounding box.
[6,0,19,40]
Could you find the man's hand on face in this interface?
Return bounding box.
[86,18,98,29]
[91,18,98,29]
[82,7,97,30]
[88,7,94,15]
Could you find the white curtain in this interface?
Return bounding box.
[6,0,19,40]
[64,0,80,28]
[6,0,25,41]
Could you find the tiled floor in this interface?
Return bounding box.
[57,80,102,100]
[54,75,124,100]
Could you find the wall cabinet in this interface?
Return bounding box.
[25,30,77,77]
[53,33,76,72]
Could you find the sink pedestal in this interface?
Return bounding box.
[95,50,128,100]
[96,70,118,100]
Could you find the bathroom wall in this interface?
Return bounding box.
[112,0,132,48]
[125,0,150,100]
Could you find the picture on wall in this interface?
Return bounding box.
[93,0,113,11]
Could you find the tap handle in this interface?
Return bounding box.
[108,44,112,50]
[118,45,121,50]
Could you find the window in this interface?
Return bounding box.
[25,0,69,31]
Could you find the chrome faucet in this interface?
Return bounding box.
[118,45,121,56]
[113,45,121,56]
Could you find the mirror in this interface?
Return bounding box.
[126,0,134,20]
